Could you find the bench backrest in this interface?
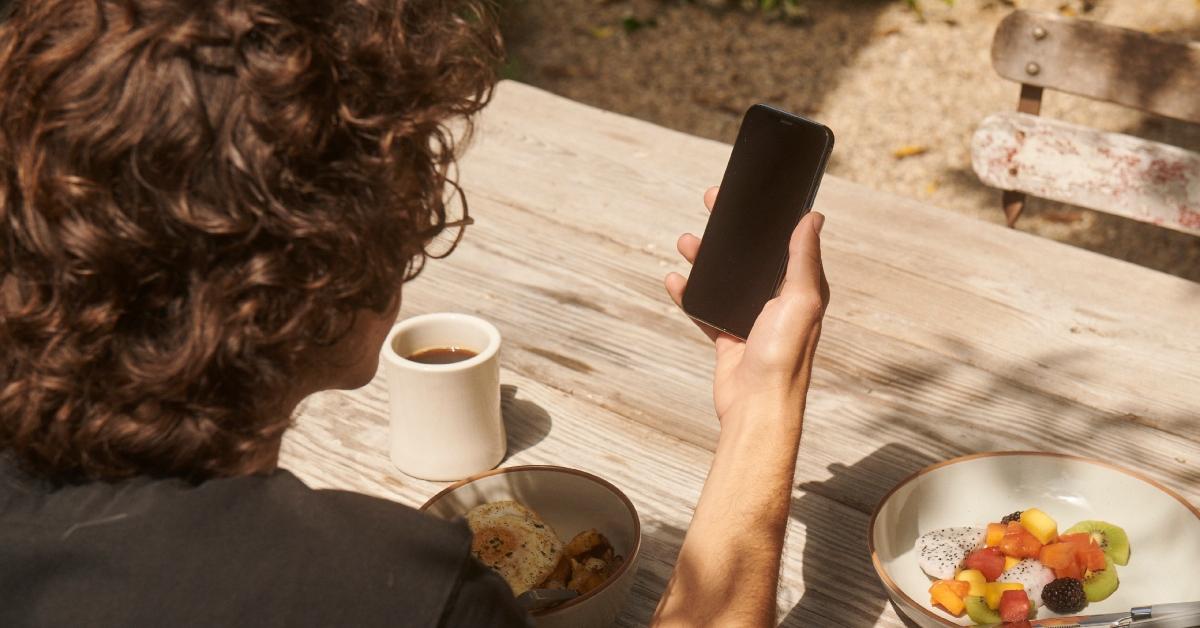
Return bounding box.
[992,10,1200,124]
[974,10,1200,235]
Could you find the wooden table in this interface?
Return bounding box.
[281,81,1200,627]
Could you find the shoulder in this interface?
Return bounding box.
[232,471,531,627]
[195,471,478,616]
[220,471,531,627]
[2,466,531,627]
[213,470,474,562]
[132,470,502,626]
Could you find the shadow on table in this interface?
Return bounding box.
[861,338,1200,490]
[631,341,1197,627]
[620,445,941,627]
[781,442,937,627]
[778,338,1200,625]
[616,518,688,627]
[501,384,553,460]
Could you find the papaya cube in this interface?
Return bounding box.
[1054,560,1083,580]
[1019,508,1058,544]
[1039,542,1077,570]
[999,523,1043,558]
[984,582,1024,610]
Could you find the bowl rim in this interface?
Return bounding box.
[419,464,643,617]
[866,450,1200,627]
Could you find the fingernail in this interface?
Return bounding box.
[813,212,825,235]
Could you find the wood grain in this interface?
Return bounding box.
[281,81,1200,627]
[972,112,1200,236]
[992,10,1200,123]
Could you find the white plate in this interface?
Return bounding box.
[869,452,1200,627]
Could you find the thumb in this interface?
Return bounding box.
[779,211,825,299]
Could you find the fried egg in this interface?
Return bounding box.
[466,500,562,596]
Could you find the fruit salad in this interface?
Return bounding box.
[915,508,1131,625]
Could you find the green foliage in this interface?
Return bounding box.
[757,0,791,10]
[742,0,807,22]
[622,16,659,33]
[499,57,525,81]
[906,0,956,18]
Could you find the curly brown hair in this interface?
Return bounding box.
[0,0,501,483]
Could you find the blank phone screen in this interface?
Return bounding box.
[682,105,832,339]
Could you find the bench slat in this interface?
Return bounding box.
[971,112,1200,236]
[992,10,1200,124]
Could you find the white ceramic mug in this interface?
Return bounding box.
[381,313,506,481]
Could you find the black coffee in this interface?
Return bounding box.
[406,346,477,364]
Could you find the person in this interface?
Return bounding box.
[0,0,828,626]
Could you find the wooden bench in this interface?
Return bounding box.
[971,10,1200,237]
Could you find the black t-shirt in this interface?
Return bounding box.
[0,459,532,628]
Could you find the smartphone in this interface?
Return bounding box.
[681,104,833,340]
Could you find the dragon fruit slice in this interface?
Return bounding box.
[999,558,1056,608]
[916,527,986,580]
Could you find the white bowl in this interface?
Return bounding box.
[869,451,1200,627]
[421,465,641,628]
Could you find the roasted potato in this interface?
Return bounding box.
[538,555,571,590]
[535,528,625,600]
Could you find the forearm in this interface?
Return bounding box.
[652,394,805,627]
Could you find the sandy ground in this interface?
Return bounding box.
[500,0,1200,282]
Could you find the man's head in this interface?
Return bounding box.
[0,0,500,482]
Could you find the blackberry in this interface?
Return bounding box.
[1000,511,1023,524]
[1041,578,1087,614]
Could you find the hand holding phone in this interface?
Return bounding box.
[658,197,828,626]
[666,193,829,420]
[680,104,833,340]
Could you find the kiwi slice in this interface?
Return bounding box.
[965,596,1001,624]
[1082,556,1120,602]
[1064,520,1131,566]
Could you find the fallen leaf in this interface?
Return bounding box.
[589,26,614,39]
[893,144,929,159]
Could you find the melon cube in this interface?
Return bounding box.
[984,582,1024,610]
[1019,508,1058,544]
[955,569,987,596]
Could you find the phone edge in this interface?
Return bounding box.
[765,116,834,314]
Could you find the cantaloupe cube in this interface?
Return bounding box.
[1020,508,1058,544]
[930,581,966,616]
[986,522,1006,547]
